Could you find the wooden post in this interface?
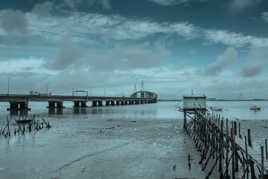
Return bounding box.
[231,128,236,179]
[225,118,229,178]
[261,146,264,178]
[184,110,187,130]
[7,116,10,136]
[226,118,229,135]
[249,160,256,179]
[245,136,249,179]
[265,139,268,160]
[239,122,241,138]
[219,120,224,178]
[248,129,252,147]
[234,121,237,136]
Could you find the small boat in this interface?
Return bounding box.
[250,105,261,111]
[210,106,223,112]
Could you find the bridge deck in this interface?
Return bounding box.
[0,94,156,102]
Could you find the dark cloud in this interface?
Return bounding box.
[100,0,111,9]
[0,10,28,35]
[204,48,238,75]
[86,43,170,71]
[62,0,111,10]
[240,47,268,77]
[45,39,85,70]
[262,12,268,23]
[230,0,262,9]
[240,64,263,77]
[148,0,208,6]
[32,1,54,17]
[44,41,170,72]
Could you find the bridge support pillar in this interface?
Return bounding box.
[57,102,63,115]
[92,101,97,107]
[141,100,144,104]
[81,101,87,108]
[56,101,63,108]
[48,101,63,115]
[97,100,103,107]
[74,101,80,108]
[105,101,110,106]
[48,101,56,109]
[8,101,30,115]
[111,100,115,106]
[73,101,87,108]
[116,101,120,105]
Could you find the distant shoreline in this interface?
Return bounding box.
[158,99,268,102]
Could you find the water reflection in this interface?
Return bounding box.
[48,108,63,115]
[9,109,29,116]
[73,107,87,114]
[48,108,55,115]
[57,108,63,115]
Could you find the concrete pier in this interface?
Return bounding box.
[74,101,80,108]
[92,101,97,107]
[57,101,63,108]
[81,101,87,108]
[8,101,30,115]
[48,101,63,115]
[97,100,103,107]
[105,100,110,106]
[92,100,103,107]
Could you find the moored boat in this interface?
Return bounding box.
[250,105,261,111]
[210,106,223,112]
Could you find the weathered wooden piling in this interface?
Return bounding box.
[248,129,252,147]
[265,139,268,160]
[262,146,265,178]
[0,115,51,139]
[183,110,267,178]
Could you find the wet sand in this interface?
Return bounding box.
[0,117,209,179]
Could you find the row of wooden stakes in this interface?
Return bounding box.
[183,109,268,179]
[0,115,51,138]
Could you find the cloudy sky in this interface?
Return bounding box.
[0,0,268,98]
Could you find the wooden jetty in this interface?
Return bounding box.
[182,96,268,179]
[183,109,268,179]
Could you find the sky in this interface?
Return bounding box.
[0,0,268,99]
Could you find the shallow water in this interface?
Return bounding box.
[0,101,267,179]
